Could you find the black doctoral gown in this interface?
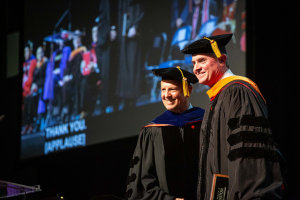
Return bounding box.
[197,76,283,200]
[23,59,48,125]
[63,47,86,115]
[125,107,205,200]
[96,0,111,110]
[115,0,144,99]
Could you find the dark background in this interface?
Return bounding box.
[0,0,299,199]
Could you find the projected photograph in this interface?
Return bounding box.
[21,0,245,159]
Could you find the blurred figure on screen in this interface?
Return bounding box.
[115,0,144,110]
[171,0,189,31]
[79,26,101,118]
[222,0,237,32]
[93,0,116,114]
[22,41,37,134]
[62,30,87,121]
[30,46,48,132]
[189,0,218,39]
[125,67,204,199]
[43,34,72,122]
[22,41,36,98]
[211,0,237,37]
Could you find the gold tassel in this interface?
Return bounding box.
[177,66,190,97]
[203,37,221,58]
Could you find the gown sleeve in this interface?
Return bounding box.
[23,59,37,97]
[222,84,283,200]
[125,127,175,200]
[97,0,111,46]
[128,0,144,30]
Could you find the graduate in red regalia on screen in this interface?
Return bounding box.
[79,26,101,118]
[22,41,37,134]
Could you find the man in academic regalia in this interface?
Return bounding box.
[171,0,189,30]
[181,34,283,199]
[80,26,101,117]
[189,0,218,39]
[95,0,114,113]
[62,30,87,120]
[44,37,71,106]
[115,0,144,109]
[125,67,205,200]
[43,36,71,122]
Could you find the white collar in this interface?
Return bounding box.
[188,103,193,110]
[220,69,234,80]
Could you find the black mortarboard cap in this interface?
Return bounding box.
[152,67,198,84]
[181,34,233,56]
[44,30,71,43]
[152,67,198,97]
[24,40,33,50]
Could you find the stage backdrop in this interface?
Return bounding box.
[21,0,246,159]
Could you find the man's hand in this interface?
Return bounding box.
[80,60,86,74]
[88,61,95,71]
[58,80,64,86]
[128,26,137,38]
[176,18,184,28]
[63,75,72,82]
[53,68,60,75]
[30,83,38,93]
[175,198,184,200]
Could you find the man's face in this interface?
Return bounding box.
[92,27,98,43]
[192,53,226,87]
[161,80,190,113]
[24,47,31,60]
[73,36,81,49]
[36,47,44,62]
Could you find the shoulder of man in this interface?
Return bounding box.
[222,78,266,104]
[143,110,174,129]
[210,76,266,103]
